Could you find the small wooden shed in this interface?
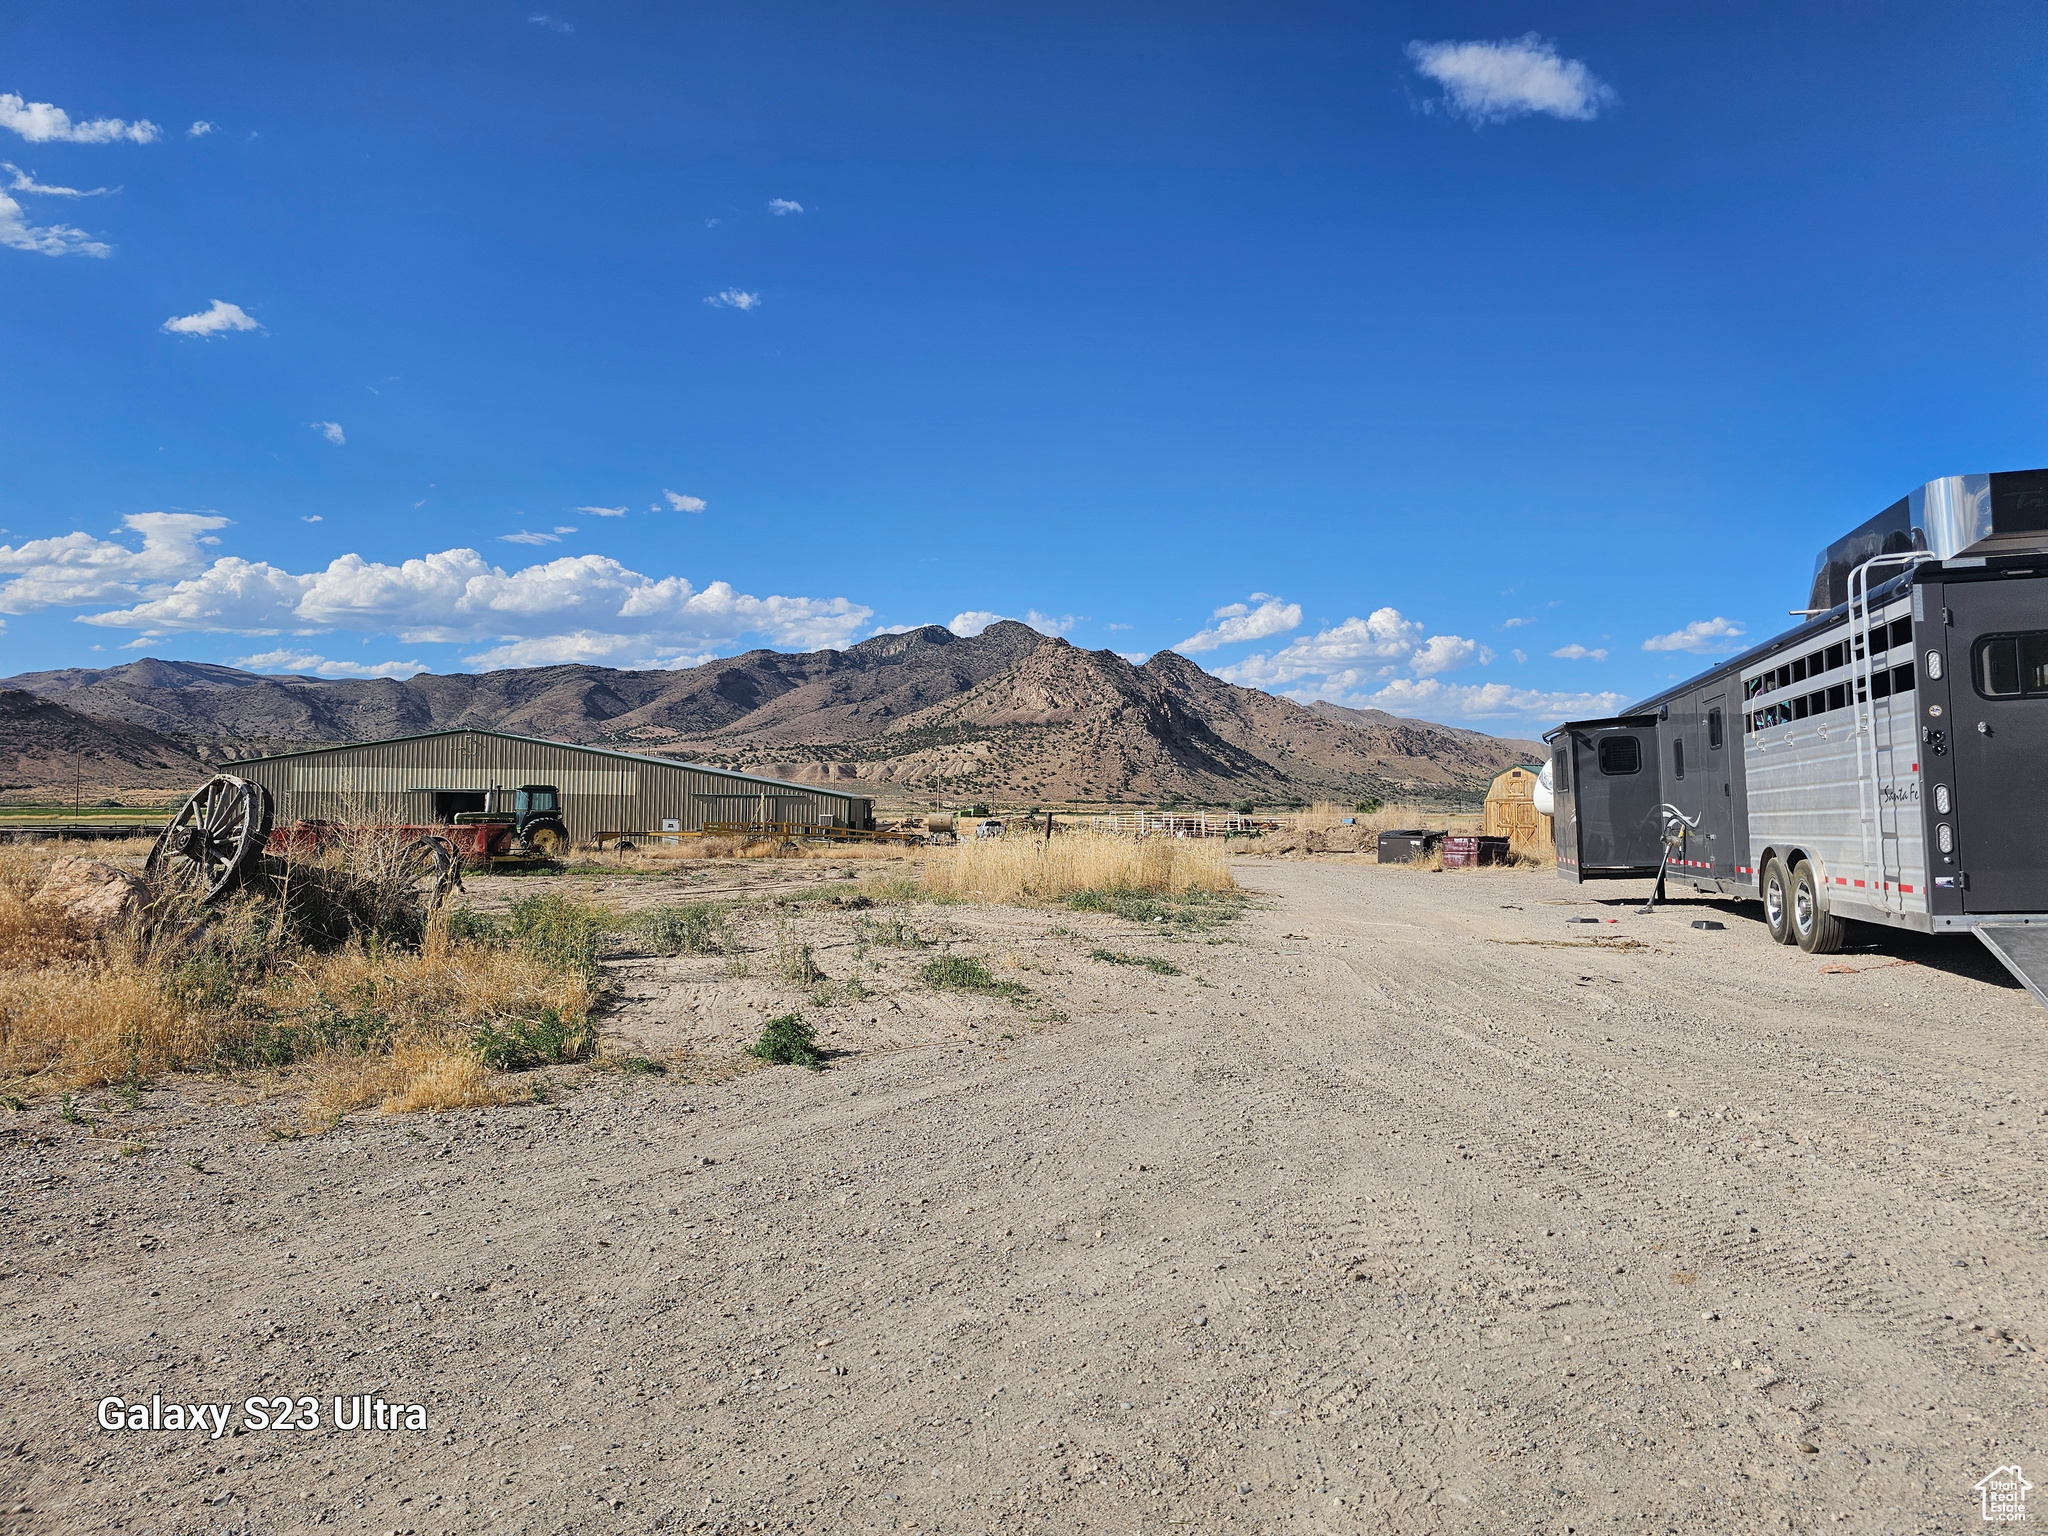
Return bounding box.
[1482,764,1551,847]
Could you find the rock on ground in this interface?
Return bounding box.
[31,856,147,931]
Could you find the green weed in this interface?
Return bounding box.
[749,1012,825,1070]
[1088,948,1181,975]
[854,912,931,950]
[636,902,732,956]
[918,954,1031,1003]
[507,892,611,981]
[606,1055,667,1075]
[441,905,505,946]
[773,920,824,984]
[58,1094,85,1126]
[469,1008,593,1072]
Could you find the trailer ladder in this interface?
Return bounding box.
[1846,550,1932,915]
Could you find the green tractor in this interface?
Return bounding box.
[452,784,571,858]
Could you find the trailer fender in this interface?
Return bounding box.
[1784,849,1831,913]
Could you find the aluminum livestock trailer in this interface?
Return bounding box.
[1545,469,2048,1002]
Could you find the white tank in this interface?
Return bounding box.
[1532,759,1555,818]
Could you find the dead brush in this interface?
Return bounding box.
[920,831,1236,904]
[0,823,598,1108]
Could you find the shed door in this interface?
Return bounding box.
[1947,578,2048,913]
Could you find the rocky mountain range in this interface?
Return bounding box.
[0,689,208,799]
[2,624,1544,804]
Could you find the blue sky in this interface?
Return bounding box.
[2,2,2045,734]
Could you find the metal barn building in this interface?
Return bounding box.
[225,730,874,841]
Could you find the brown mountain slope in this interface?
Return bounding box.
[0,690,209,797]
[2,624,1538,803]
[0,625,1047,759]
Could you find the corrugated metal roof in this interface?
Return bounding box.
[224,728,864,799]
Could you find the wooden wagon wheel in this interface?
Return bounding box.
[399,835,464,912]
[146,775,274,902]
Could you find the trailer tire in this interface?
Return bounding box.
[1761,858,1796,945]
[1791,860,1848,954]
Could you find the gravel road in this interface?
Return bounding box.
[4,859,2043,1534]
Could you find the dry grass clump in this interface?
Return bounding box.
[310,1036,506,1117]
[921,831,1235,903]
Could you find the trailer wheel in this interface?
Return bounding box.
[1791,861,1848,954]
[1761,858,1795,945]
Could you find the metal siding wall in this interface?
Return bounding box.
[231,733,870,842]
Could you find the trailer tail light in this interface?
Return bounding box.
[1937,824,1954,854]
[1924,649,1943,681]
[1935,783,1951,814]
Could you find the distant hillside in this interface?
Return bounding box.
[0,690,209,798]
[2,626,1544,804]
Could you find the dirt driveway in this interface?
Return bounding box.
[4,859,2043,1534]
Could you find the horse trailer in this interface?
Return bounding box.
[1545,468,2048,1002]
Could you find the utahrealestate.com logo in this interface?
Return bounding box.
[1975,1466,2031,1523]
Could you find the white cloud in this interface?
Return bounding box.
[949,610,1071,639]
[162,299,262,337]
[1175,595,1304,653]
[1212,607,1424,685]
[1356,678,1628,724]
[529,14,574,32]
[312,421,345,446]
[500,531,560,546]
[1409,634,1486,676]
[1642,617,1746,654]
[0,93,160,145]
[301,515,322,523]
[576,505,627,517]
[768,198,803,215]
[0,188,109,256]
[661,490,707,512]
[15,533,872,663]
[1407,34,1616,124]
[0,512,228,613]
[704,288,760,311]
[188,121,215,137]
[1501,615,1535,628]
[1117,652,1150,665]
[552,525,576,535]
[1511,648,1528,663]
[235,649,427,680]
[1550,643,1608,661]
[4,162,113,197]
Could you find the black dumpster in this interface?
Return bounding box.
[1376,829,1444,864]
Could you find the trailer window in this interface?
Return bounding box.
[1890,617,1913,651]
[1598,737,1641,775]
[1974,632,2048,698]
[1672,738,1685,779]
[1826,641,1845,671]
[1707,708,1723,749]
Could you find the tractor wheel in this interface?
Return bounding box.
[521,822,568,859]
